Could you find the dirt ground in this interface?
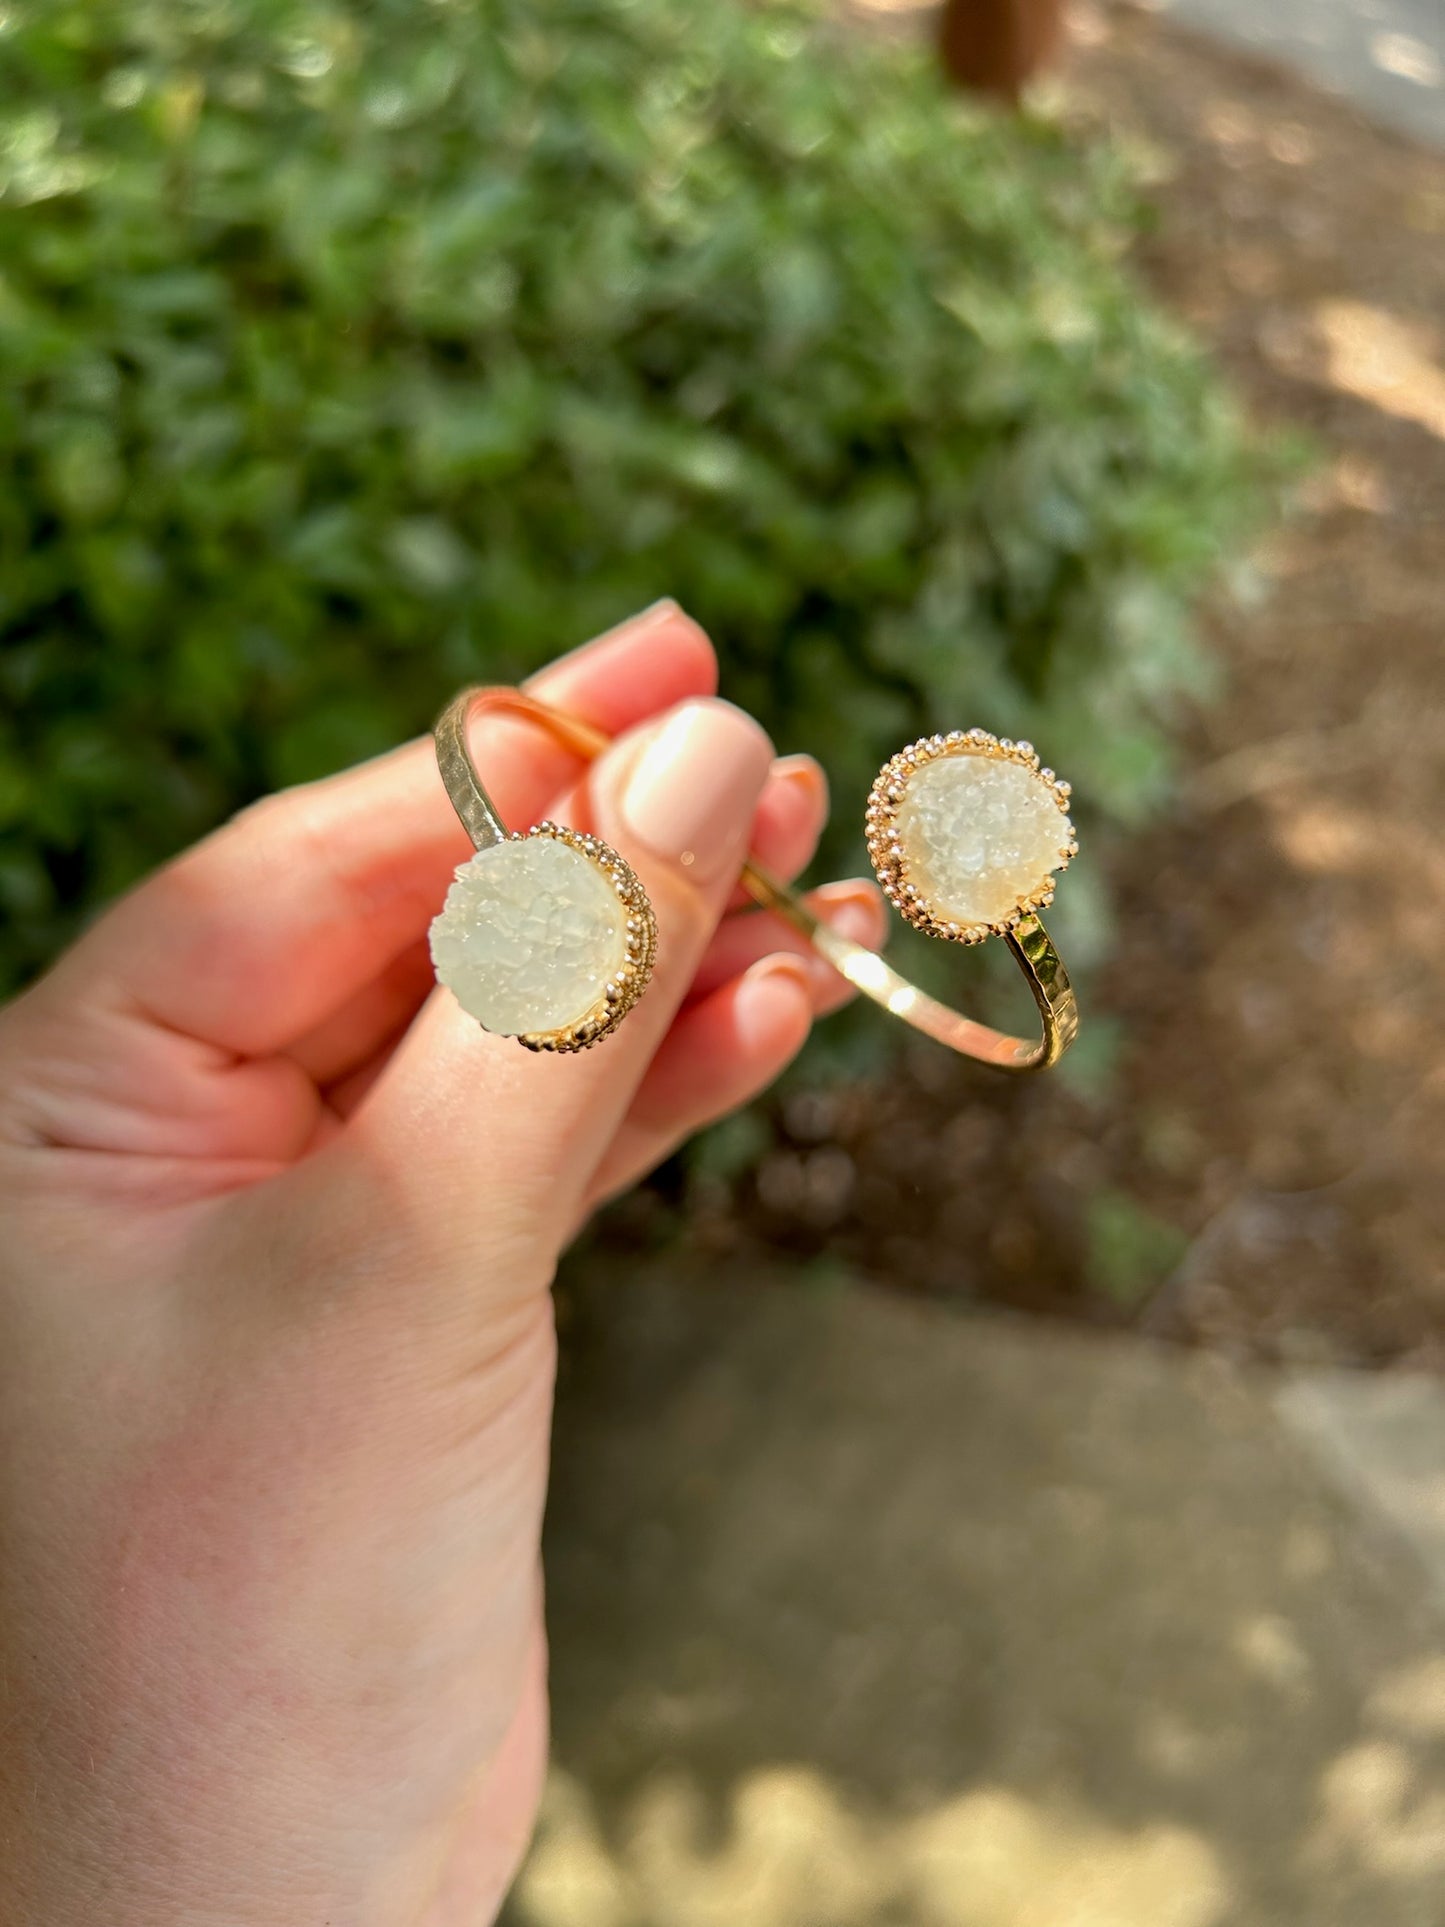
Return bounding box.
[1072,5,1445,1363]
[624,2,1445,1370]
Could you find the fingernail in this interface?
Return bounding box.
[772,753,828,820]
[621,699,772,882]
[633,596,680,626]
[621,596,679,632]
[810,887,882,994]
[824,893,881,947]
[588,598,680,648]
[735,954,813,1050]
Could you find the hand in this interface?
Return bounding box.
[0,604,884,1926]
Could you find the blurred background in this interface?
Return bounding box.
[2,1,1443,1919]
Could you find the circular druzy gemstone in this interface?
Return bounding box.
[895,751,1073,929]
[429,834,630,1037]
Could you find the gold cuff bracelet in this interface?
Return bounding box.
[430,686,1079,1072]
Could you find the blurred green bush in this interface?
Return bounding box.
[0,0,1260,997]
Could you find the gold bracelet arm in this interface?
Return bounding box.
[433,688,512,849]
[741,865,1076,1071]
[432,686,1078,1073]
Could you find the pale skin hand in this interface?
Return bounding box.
[0,605,886,1927]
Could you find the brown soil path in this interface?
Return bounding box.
[645,2,1445,1369]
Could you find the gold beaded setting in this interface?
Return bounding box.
[513,822,657,1053]
[866,729,1077,945]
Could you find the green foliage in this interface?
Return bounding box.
[1085,1186,1189,1311]
[0,0,1260,994]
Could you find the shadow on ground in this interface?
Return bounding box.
[504,1266,1445,1927]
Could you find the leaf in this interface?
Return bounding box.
[1085,1189,1189,1311]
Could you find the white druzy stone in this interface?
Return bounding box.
[895,752,1072,928]
[429,835,629,1036]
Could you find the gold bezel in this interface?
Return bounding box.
[865,730,1077,945]
[513,822,657,1053]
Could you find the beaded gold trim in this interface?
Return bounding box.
[514,823,657,1053]
[865,729,1077,946]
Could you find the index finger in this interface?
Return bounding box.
[46,603,716,1057]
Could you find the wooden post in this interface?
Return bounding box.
[937,0,1064,102]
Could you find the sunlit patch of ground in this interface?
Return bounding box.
[518,1767,1231,1927]
[512,1271,1445,1927]
[675,0,1445,1368]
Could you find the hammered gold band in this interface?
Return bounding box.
[434,686,1079,1073]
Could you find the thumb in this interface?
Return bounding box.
[312,696,773,1285]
